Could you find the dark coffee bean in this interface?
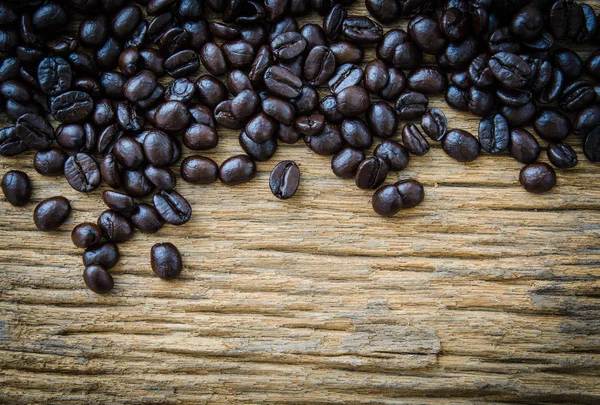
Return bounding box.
[440,6,470,41]
[408,15,446,55]
[401,123,429,156]
[377,29,409,63]
[153,190,191,225]
[355,156,388,190]
[112,5,142,38]
[122,169,154,198]
[304,123,344,155]
[262,96,295,125]
[331,147,364,178]
[71,222,102,249]
[271,32,306,61]
[83,242,120,269]
[366,101,397,139]
[124,71,158,104]
[534,109,571,142]
[560,81,596,112]
[131,203,164,234]
[4,99,43,123]
[100,72,126,100]
[372,179,424,216]
[396,91,428,120]
[335,86,369,117]
[138,49,165,76]
[407,67,447,94]
[214,100,242,130]
[195,75,227,109]
[330,41,363,65]
[0,28,18,53]
[295,114,325,137]
[478,114,509,154]
[181,155,218,185]
[342,17,382,44]
[323,4,347,40]
[165,49,199,78]
[363,59,388,94]
[143,130,174,167]
[374,140,409,171]
[50,91,94,123]
[303,46,335,86]
[319,95,344,124]
[154,101,191,133]
[583,126,600,162]
[0,126,28,157]
[15,113,54,150]
[209,22,240,40]
[496,88,531,107]
[487,27,519,55]
[450,71,471,90]
[147,0,178,15]
[277,123,302,144]
[341,118,372,150]
[159,27,191,57]
[143,165,176,192]
[83,265,113,294]
[246,113,277,143]
[467,54,493,88]
[445,85,469,111]
[116,101,145,132]
[102,191,138,216]
[34,148,67,176]
[34,196,70,231]
[437,37,478,71]
[183,19,210,50]
[270,161,300,200]
[226,70,253,96]
[328,63,363,95]
[527,57,552,92]
[421,108,447,141]
[248,45,273,86]
[536,68,564,105]
[499,101,535,127]
[95,37,123,71]
[509,5,543,40]
[82,123,97,154]
[2,170,31,206]
[586,49,600,81]
[520,163,556,193]
[222,40,255,69]
[37,57,72,96]
[184,123,218,151]
[547,143,578,169]
[97,210,133,243]
[552,48,583,80]
[300,23,327,49]
[239,130,278,161]
[200,43,227,76]
[219,155,256,185]
[151,243,182,280]
[574,106,600,136]
[101,154,122,189]
[442,129,480,162]
[489,52,531,89]
[189,104,216,127]
[467,87,495,117]
[73,77,102,98]
[64,153,101,193]
[549,0,583,41]
[230,89,260,122]
[118,48,141,76]
[92,98,116,128]
[79,15,108,48]
[240,24,267,48]
[0,81,35,104]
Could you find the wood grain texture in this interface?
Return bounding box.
[2,2,600,404]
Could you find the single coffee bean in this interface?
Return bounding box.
[328,63,363,94]
[2,170,31,207]
[509,5,543,40]
[102,190,138,216]
[231,89,261,121]
[583,126,600,162]
[547,143,578,169]
[164,78,196,104]
[122,169,154,198]
[295,114,325,137]
[374,140,409,171]
[34,148,67,176]
[0,126,28,157]
[113,136,145,170]
[342,16,383,44]
[64,153,101,193]
[101,154,122,189]
[467,87,495,117]
[83,242,120,269]
[366,101,397,139]
[153,190,192,225]
[336,86,369,117]
[239,131,278,161]
[199,42,227,76]
[372,179,424,216]
[509,128,539,164]
[395,91,428,120]
[478,114,509,154]
[37,57,72,96]
[158,27,191,57]
[83,265,114,294]
[72,222,103,249]
[355,156,388,190]
[437,36,478,70]
[421,108,447,141]
[552,48,583,80]
[496,87,531,107]
[244,113,276,143]
[300,23,327,49]
[271,32,306,60]
[467,54,494,88]
[222,40,255,68]
[189,104,216,127]
[99,125,124,156]
[143,130,175,167]
[50,91,94,123]
[262,96,295,125]
[219,155,256,185]
[15,113,54,150]
[560,80,596,112]
[270,161,300,200]
[151,243,182,280]
[331,147,365,178]
[95,37,123,71]
[195,75,228,108]
[97,210,133,243]
[408,15,447,54]
[323,4,347,40]
[499,101,535,127]
[574,106,600,136]
[534,109,571,142]
[442,129,481,162]
[34,196,71,231]
[154,101,191,132]
[183,123,218,151]
[92,98,116,127]
[304,123,344,155]
[520,163,556,193]
[248,45,273,85]
[330,41,363,65]
[489,52,531,89]
[303,46,336,86]
[341,118,372,150]
[401,123,429,156]
[209,22,240,40]
[407,67,447,94]
[363,59,389,94]
[165,49,200,78]
[277,123,302,144]
[181,155,219,185]
[131,203,164,234]
[79,15,109,48]
[144,165,176,192]
[319,96,344,124]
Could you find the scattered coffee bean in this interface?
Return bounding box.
[401,123,429,156]
[131,203,164,234]
[97,210,134,243]
[153,190,192,225]
[2,170,31,206]
[34,196,71,231]
[151,242,182,280]
[509,129,540,164]
[270,161,300,200]
[374,140,409,171]
[478,114,509,154]
[181,156,219,185]
[64,153,101,193]
[355,156,388,190]
[442,130,481,162]
[83,242,120,270]
[520,163,557,193]
[72,222,103,249]
[547,143,578,169]
[372,180,424,216]
[83,265,114,294]
[421,108,447,141]
[219,155,256,185]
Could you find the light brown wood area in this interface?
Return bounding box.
[2,2,600,404]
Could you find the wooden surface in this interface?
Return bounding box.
[2,3,600,404]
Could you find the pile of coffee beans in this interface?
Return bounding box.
[1,0,600,293]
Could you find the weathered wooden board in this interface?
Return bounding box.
[1,2,600,404]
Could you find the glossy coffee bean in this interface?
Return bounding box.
[270,161,300,200]
[239,131,278,161]
[442,129,480,162]
[467,87,495,117]
[552,48,583,80]
[122,169,154,198]
[37,57,72,96]
[374,140,409,171]
[500,101,535,127]
[50,91,94,123]
[396,91,428,120]
[183,123,218,151]
[520,163,556,193]
[97,210,133,243]
[407,67,447,94]
[583,127,600,162]
[489,52,531,89]
[102,190,138,216]
[262,96,295,125]
[181,155,219,185]
[151,243,182,280]
[342,17,382,45]
[2,170,31,207]
[367,102,397,139]
[83,265,114,294]
[330,41,363,65]
[195,75,228,108]
[331,147,365,178]
[372,179,424,216]
[534,109,571,142]
[143,166,176,192]
[295,114,325,137]
[153,190,192,225]
[547,143,578,169]
[0,126,28,157]
[200,43,227,76]
[574,106,600,136]
[34,148,67,176]
[83,242,120,269]
[72,223,102,249]
[219,155,256,185]
[437,37,478,71]
[335,86,369,117]
[34,196,71,231]
[154,101,191,133]
[509,129,540,164]
[560,80,596,112]
[408,15,446,55]
[355,156,388,190]
[131,203,164,234]
[328,63,363,94]
[165,49,199,78]
[478,114,509,154]
[101,154,122,189]
[112,136,144,170]
[226,70,253,96]
[303,46,336,86]
[421,108,447,141]
[496,88,531,107]
[304,123,344,156]
[143,130,174,167]
[164,78,196,104]
[15,113,54,150]
[271,32,306,61]
[222,40,255,68]
[401,123,429,156]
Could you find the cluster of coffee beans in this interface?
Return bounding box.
[1,0,600,293]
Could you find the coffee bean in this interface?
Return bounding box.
[277,123,302,144]
[50,91,94,123]
[300,23,327,49]
[200,43,227,76]
[547,143,578,169]
[560,80,596,112]
[303,46,336,86]
[574,106,600,136]
[270,161,300,200]
[583,126,600,162]
[72,222,103,249]
[374,140,409,171]
[330,41,364,65]
[183,123,218,151]
[2,170,31,207]
[402,123,429,156]
[395,91,428,120]
[83,265,114,294]
[341,118,372,150]
[355,156,388,190]
[143,130,175,167]
[195,75,227,109]
[0,81,32,103]
[295,114,325,137]
[219,155,256,185]
[222,40,255,68]
[489,52,531,89]
[336,86,369,117]
[342,16,383,44]
[102,190,138,216]
[408,15,447,54]
[151,243,182,280]
[165,49,199,77]
[239,130,278,161]
[407,67,447,94]
[552,48,583,80]
[101,154,122,189]
[478,114,509,154]
[366,101,397,139]
[122,169,154,198]
[319,96,344,124]
[79,15,109,48]
[131,203,164,234]
[144,165,176,192]
[64,153,101,193]
[113,136,145,170]
[467,87,495,117]
[34,148,67,176]
[437,36,478,70]
[271,32,306,60]
[331,147,365,178]
[92,98,116,127]
[34,196,71,231]
[496,88,531,107]
[15,113,54,150]
[231,89,261,120]
[83,242,120,269]
[442,129,481,162]
[534,109,571,142]
[262,96,295,125]
[520,163,556,193]
[0,126,28,157]
[97,210,133,243]
[249,45,273,85]
[372,179,424,216]
[154,101,191,132]
[421,108,447,141]
[323,4,347,40]
[116,102,145,132]
[153,190,192,225]
[227,70,253,96]
[304,123,344,156]
[181,155,219,185]
[328,63,363,94]
[98,125,123,156]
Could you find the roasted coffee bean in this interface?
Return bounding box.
[239,131,278,161]
[199,43,227,76]
[319,95,344,124]
[437,36,478,71]
[34,148,67,176]
[262,96,295,125]
[547,143,578,169]
[467,87,495,117]
[335,86,369,117]
[131,203,164,234]
[34,196,70,231]
[372,179,424,216]
[4,99,43,123]
[342,16,382,44]
[95,37,123,71]
[276,123,302,144]
[163,78,196,105]
[408,15,446,54]
[151,243,182,280]
[341,118,372,150]
[560,81,596,112]
[15,113,54,150]
[183,19,210,50]
[100,72,126,100]
[363,59,388,94]
[421,108,447,141]
[165,49,199,78]
[144,165,176,192]
[71,223,102,249]
[303,46,335,86]
[489,52,531,89]
[271,32,306,60]
[401,123,429,156]
[195,75,227,108]
[355,156,388,190]
[184,123,218,150]
[79,15,109,48]
[499,101,535,127]
[304,123,344,155]
[396,91,428,120]
[248,45,273,85]
[83,265,114,294]
[509,5,543,40]
[270,161,300,200]
[583,126,600,162]
[189,104,216,127]
[488,27,519,55]
[226,70,253,96]
[230,89,260,121]
[549,0,582,40]
[138,48,165,76]
[143,130,174,167]
[50,91,94,123]
[116,101,145,132]
[73,77,102,97]
[330,41,363,65]
[122,169,154,198]
[442,129,480,162]
[153,190,191,225]
[2,170,31,207]
[497,88,531,107]
[159,27,191,57]
[102,190,138,216]
[295,114,325,137]
[478,114,509,154]
[0,126,28,157]
[536,68,564,104]
[449,71,471,90]
[154,101,191,133]
[374,140,409,171]
[209,22,240,40]
[219,155,256,185]
[331,147,365,178]
[300,23,327,49]
[586,49,600,81]
[574,106,600,136]
[101,154,122,189]
[323,4,346,40]
[366,101,397,139]
[214,100,242,129]
[0,81,35,104]
[97,210,133,243]
[277,53,304,77]
[112,5,142,38]
[222,40,255,68]
[534,109,571,142]
[181,155,218,185]
[467,54,493,88]
[328,63,363,94]
[246,113,277,143]
[520,163,556,193]
[445,85,469,111]
[407,67,447,94]
[92,98,116,127]
[37,57,72,96]
[64,153,101,193]
[552,48,583,80]
[440,6,470,41]
[83,242,120,269]
[376,29,408,63]
[124,71,158,104]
